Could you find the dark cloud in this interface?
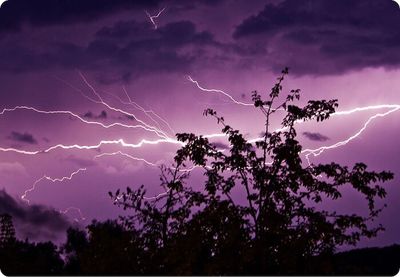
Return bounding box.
[233,0,400,75]
[302,131,329,142]
[0,20,218,82]
[83,110,107,119]
[95,20,151,41]
[0,0,160,34]
[7,131,38,144]
[0,189,70,241]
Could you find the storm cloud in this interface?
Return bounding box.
[234,0,400,75]
[0,19,218,82]
[0,189,71,241]
[0,0,160,34]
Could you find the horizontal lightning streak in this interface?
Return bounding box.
[302,106,400,164]
[2,72,400,217]
[0,106,167,137]
[0,138,184,155]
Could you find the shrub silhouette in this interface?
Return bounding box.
[110,68,394,275]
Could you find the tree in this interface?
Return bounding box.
[0,239,64,275]
[63,220,146,275]
[111,68,393,274]
[0,214,15,246]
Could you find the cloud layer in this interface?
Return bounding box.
[0,0,160,34]
[234,0,400,75]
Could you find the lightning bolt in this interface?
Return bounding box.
[302,105,400,164]
[0,138,184,156]
[187,75,253,106]
[145,7,166,30]
[78,71,171,139]
[104,86,175,136]
[94,151,159,167]
[186,77,400,165]
[2,71,400,221]
[0,106,168,138]
[21,168,87,204]
[122,86,176,135]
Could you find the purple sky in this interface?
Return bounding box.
[0,0,399,248]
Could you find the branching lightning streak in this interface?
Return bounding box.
[21,168,87,204]
[94,151,200,174]
[187,75,254,106]
[78,72,171,139]
[122,86,176,135]
[105,86,175,136]
[2,70,400,220]
[145,7,166,30]
[302,106,400,164]
[94,151,159,167]
[186,78,400,165]
[0,106,168,137]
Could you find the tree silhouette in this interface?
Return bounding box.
[0,214,15,246]
[110,68,394,274]
[0,213,63,276]
[63,220,146,275]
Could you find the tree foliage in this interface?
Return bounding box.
[108,68,394,274]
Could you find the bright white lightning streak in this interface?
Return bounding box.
[78,72,171,140]
[145,7,166,30]
[60,207,86,222]
[2,105,399,159]
[0,106,167,138]
[187,75,254,106]
[0,138,184,155]
[302,106,400,164]
[21,168,87,204]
